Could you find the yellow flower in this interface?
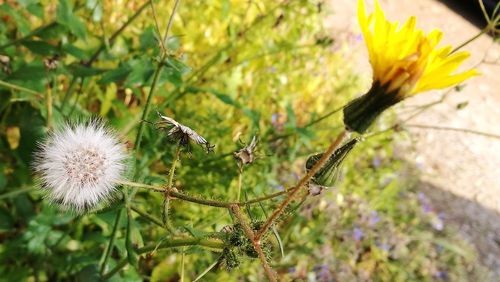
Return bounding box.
[343,0,478,134]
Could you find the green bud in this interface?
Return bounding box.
[343,82,401,134]
[306,138,358,187]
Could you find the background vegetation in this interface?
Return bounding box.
[0,0,488,281]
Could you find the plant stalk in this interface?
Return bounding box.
[255,130,347,240]
[229,205,277,282]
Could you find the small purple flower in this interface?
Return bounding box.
[271,113,279,124]
[355,33,363,42]
[435,271,449,280]
[435,244,444,253]
[372,156,382,168]
[432,213,445,231]
[368,211,381,226]
[276,185,284,191]
[288,267,296,274]
[269,66,277,73]
[379,243,391,251]
[353,228,364,241]
[314,264,332,281]
[418,192,433,213]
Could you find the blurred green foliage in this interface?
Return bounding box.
[0,0,487,281]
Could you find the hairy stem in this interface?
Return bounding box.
[114,180,292,207]
[163,144,181,232]
[256,130,347,240]
[229,205,277,282]
[102,237,225,280]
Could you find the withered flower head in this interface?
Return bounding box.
[234,136,258,166]
[156,111,214,153]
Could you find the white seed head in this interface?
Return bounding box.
[34,121,128,213]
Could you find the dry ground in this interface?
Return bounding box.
[326,0,500,279]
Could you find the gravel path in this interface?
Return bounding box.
[327,0,500,279]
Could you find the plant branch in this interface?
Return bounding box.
[255,130,347,240]
[114,180,292,207]
[406,124,500,140]
[229,205,277,282]
[0,80,44,99]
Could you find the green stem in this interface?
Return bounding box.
[180,247,185,282]
[102,237,225,280]
[100,209,122,275]
[0,186,37,200]
[131,205,163,227]
[134,0,181,152]
[450,29,487,54]
[0,80,43,98]
[406,124,500,140]
[236,167,243,201]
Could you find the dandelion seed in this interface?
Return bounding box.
[34,121,128,213]
[155,111,214,153]
[343,0,478,134]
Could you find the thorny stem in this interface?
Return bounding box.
[100,209,123,275]
[255,130,347,240]
[114,180,292,208]
[101,237,225,280]
[163,144,181,232]
[134,0,181,151]
[229,205,277,282]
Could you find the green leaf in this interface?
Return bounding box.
[21,40,58,56]
[98,65,132,84]
[125,58,155,87]
[8,63,46,81]
[62,44,90,60]
[165,57,191,75]
[205,88,241,108]
[139,26,157,51]
[75,264,100,282]
[26,3,44,19]
[67,64,106,77]
[56,0,86,39]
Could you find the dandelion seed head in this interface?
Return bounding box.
[34,121,128,213]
